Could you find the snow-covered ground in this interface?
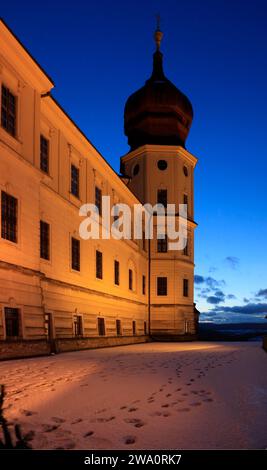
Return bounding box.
[0,341,266,449]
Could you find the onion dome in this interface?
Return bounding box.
[124,26,193,150]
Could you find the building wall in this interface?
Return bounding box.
[120,145,195,217]
[0,20,149,358]
[0,20,199,359]
[121,145,198,337]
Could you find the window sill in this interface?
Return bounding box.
[70,268,81,275]
[40,170,53,181]
[69,192,82,206]
[40,257,52,266]
[0,128,22,153]
[0,237,21,250]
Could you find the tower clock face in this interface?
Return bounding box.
[157,159,168,170]
[183,165,189,176]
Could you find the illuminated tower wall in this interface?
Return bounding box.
[121,27,198,338]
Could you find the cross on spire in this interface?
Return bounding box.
[154,14,163,50]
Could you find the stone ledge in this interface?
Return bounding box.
[151,334,198,342]
[0,335,151,360]
[55,335,151,353]
[0,339,51,361]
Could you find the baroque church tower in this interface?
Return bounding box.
[121,26,198,338]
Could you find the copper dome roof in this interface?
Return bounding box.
[124,41,193,150]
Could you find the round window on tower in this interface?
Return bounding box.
[183,165,189,177]
[133,164,140,176]
[157,160,168,171]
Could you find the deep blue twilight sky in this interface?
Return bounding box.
[2,0,267,323]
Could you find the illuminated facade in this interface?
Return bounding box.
[0,20,198,359]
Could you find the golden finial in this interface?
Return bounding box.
[154,13,163,50]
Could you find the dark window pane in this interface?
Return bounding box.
[183,194,188,206]
[183,165,188,177]
[113,206,120,226]
[40,135,49,173]
[116,319,122,336]
[142,231,146,251]
[157,235,167,253]
[5,307,20,338]
[44,312,53,340]
[40,220,50,260]
[157,189,167,208]
[157,277,167,296]
[183,240,189,256]
[1,85,16,137]
[183,279,189,297]
[71,164,79,198]
[71,237,80,271]
[129,269,133,290]
[1,191,18,243]
[144,321,147,335]
[133,164,139,176]
[132,320,136,335]
[96,250,103,279]
[73,315,83,336]
[114,260,120,285]
[142,275,146,295]
[95,186,102,216]
[98,317,105,336]
[157,160,168,171]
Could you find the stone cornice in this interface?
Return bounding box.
[0,260,148,307]
[0,19,54,93]
[121,144,198,167]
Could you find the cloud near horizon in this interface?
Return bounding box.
[194,274,227,304]
[194,275,205,284]
[206,289,226,305]
[206,296,223,305]
[255,288,267,299]
[199,303,267,324]
[194,275,226,290]
[214,303,267,315]
[195,274,267,319]
[225,256,240,269]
